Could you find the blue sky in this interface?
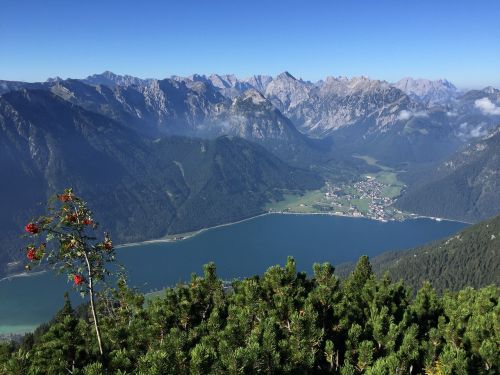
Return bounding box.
[1,0,499,88]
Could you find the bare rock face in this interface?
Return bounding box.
[199,88,320,163]
[44,77,227,136]
[287,76,416,136]
[394,77,459,105]
[263,71,314,113]
[187,72,418,137]
[83,71,151,88]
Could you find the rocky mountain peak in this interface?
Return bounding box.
[396,77,456,90]
[276,71,297,81]
[46,76,63,83]
[483,86,499,94]
[244,75,273,93]
[84,71,148,87]
[394,77,458,105]
[348,76,390,93]
[318,76,391,95]
[208,74,239,88]
[237,89,268,105]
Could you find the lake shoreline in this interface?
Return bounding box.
[116,210,470,249]
[2,211,470,281]
[0,270,47,283]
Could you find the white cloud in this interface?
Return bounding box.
[474,97,500,115]
[397,110,428,121]
[457,122,488,140]
[470,126,488,138]
[398,110,412,120]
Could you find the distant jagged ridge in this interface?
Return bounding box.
[2,72,499,166]
[3,75,326,165]
[3,72,499,139]
[393,77,459,105]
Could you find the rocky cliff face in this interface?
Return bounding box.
[83,71,151,87]
[290,76,416,136]
[47,78,227,136]
[43,77,326,163]
[394,77,459,105]
[200,89,322,163]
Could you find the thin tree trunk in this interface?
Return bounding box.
[84,252,104,356]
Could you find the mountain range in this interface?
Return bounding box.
[3,71,499,163]
[1,71,499,276]
[3,72,498,132]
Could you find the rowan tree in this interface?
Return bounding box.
[22,188,116,356]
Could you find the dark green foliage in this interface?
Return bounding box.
[27,295,89,374]
[153,136,323,234]
[2,257,498,374]
[337,215,500,293]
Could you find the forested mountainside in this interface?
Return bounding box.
[1,257,498,374]
[152,135,322,234]
[396,128,500,222]
[0,89,321,277]
[337,215,500,293]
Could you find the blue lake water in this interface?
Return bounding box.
[0,214,467,334]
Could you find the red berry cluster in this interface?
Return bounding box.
[73,274,84,285]
[83,217,93,226]
[26,243,45,261]
[24,222,39,234]
[103,240,113,251]
[26,247,37,261]
[58,193,73,202]
[65,213,78,223]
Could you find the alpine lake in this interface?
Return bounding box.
[0,213,467,335]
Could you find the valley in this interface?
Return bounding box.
[267,155,408,222]
[2,2,499,372]
[1,70,499,278]
[0,71,498,335]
